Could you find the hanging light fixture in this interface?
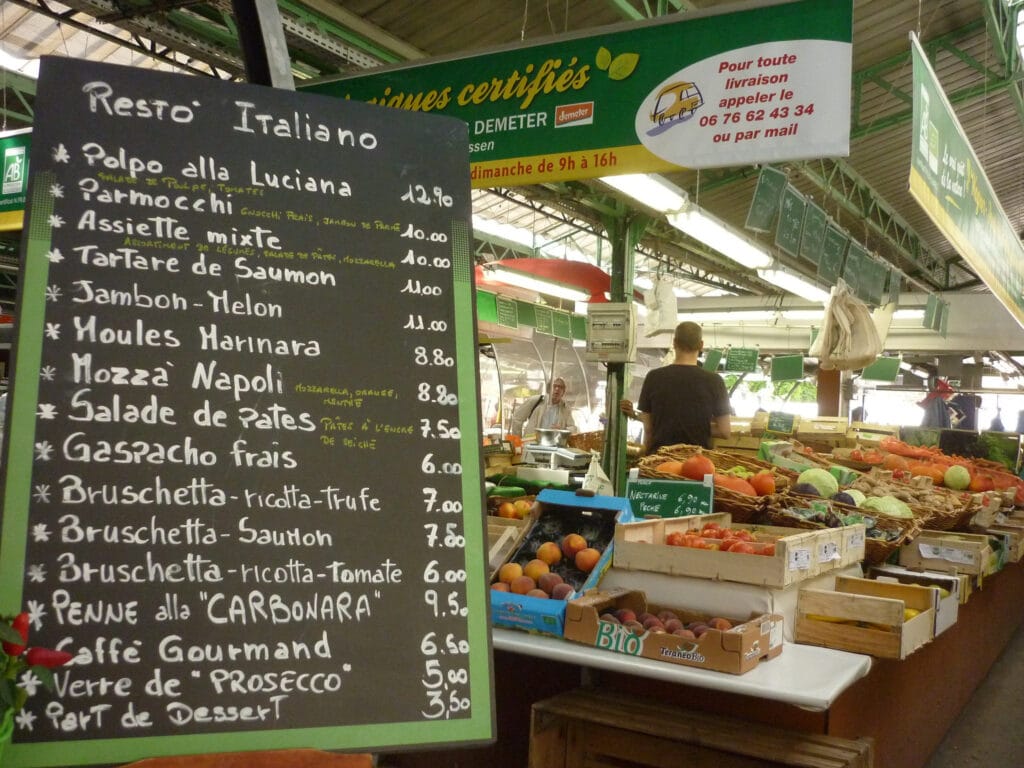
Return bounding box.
[756,266,831,303]
[481,259,609,302]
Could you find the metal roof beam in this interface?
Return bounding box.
[982,0,1024,125]
[794,158,978,292]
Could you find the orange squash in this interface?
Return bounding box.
[712,473,757,496]
[680,453,716,480]
[656,460,684,475]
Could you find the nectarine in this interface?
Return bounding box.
[550,582,575,600]
[498,562,523,584]
[535,541,562,566]
[523,558,550,582]
[510,575,536,595]
[574,547,601,573]
[561,533,587,559]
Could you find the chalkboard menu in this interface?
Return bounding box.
[841,241,868,301]
[744,166,787,233]
[818,224,848,284]
[495,295,518,328]
[0,58,494,765]
[625,477,712,518]
[770,355,805,382]
[725,347,759,373]
[774,185,806,257]
[702,348,724,372]
[766,411,797,434]
[798,202,827,264]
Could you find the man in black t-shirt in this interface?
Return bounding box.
[621,322,732,452]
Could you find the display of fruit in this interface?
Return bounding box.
[663,523,776,556]
[712,473,757,496]
[598,607,735,638]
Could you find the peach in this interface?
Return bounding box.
[491,582,510,592]
[523,558,550,582]
[498,562,523,584]
[513,499,533,519]
[642,616,665,630]
[708,617,733,631]
[535,541,562,566]
[574,547,601,573]
[614,608,638,624]
[537,571,564,595]
[664,618,684,633]
[599,612,621,624]
[526,588,549,599]
[510,575,536,595]
[624,620,645,635]
[561,533,587,559]
[550,582,575,601]
[672,628,697,640]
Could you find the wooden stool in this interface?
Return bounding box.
[123,749,374,768]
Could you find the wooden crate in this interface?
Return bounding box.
[613,513,866,589]
[487,515,530,580]
[796,576,934,659]
[530,688,873,768]
[898,529,994,577]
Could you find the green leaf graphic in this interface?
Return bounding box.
[609,52,639,80]
[596,46,612,71]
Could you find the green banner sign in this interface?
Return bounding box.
[625,477,713,518]
[909,33,1024,328]
[303,0,852,186]
[745,165,787,232]
[0,128,30,231]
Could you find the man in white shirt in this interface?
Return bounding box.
[510,377,578,437]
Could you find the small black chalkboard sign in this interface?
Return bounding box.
[0,57,493,765]
[766,411,797,434]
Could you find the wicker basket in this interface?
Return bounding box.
[567,430,605,453]
[636,448,775,523]
[766,490,924,566]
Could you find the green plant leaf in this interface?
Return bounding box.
[31,666,56,691]
[0,680,15,708]
[608,52,640,80]
[596,46,612,71]
[0,625,23,645]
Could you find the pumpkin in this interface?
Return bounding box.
[712,473,757,496]
[655,460,684,475]
[749,470,776,496]
[680,453,716,481]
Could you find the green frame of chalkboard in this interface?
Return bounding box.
[0,57,495,766]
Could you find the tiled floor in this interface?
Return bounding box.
[922,619,1024,766]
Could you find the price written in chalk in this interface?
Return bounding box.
[401,184,454,208]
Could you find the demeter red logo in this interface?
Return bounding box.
[555,102,594,127]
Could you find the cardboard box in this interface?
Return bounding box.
[530,688,875,768]
[563,587,783,675]
[613,512,866,589]
[868,564,960,636]
[490,489,633,636]
[898,529,994,578]
[796,575,935,659]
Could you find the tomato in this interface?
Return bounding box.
[732,529,754,542]
[666,531,685,547]
[761,543,776,556]
[732,542,757,555]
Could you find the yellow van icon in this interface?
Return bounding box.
[650,81,704,124]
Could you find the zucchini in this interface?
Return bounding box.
[488,486,527,498]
